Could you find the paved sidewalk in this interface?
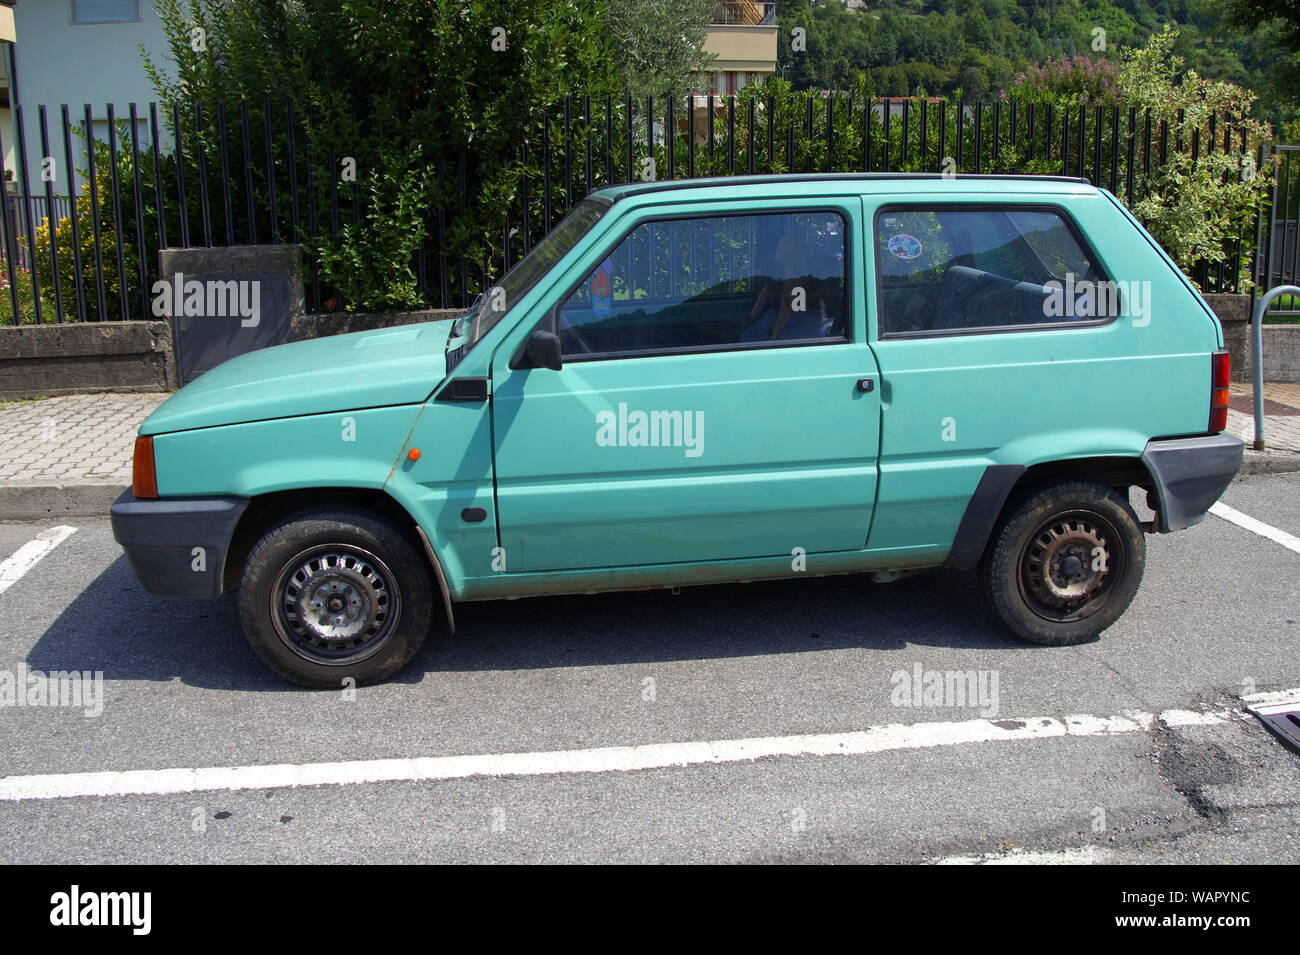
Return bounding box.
[1228,382,1300,454]
[0,393,165,519]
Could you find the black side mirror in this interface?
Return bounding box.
[523,328,563,371]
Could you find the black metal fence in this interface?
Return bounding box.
[0,92,1270,325]
[1259,144,1300,310]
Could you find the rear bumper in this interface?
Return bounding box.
[110,491,250,599]
[1141,433,1244,533]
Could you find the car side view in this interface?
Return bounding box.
[111,173,1244,686]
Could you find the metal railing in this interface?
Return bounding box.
[1258,145,1300,312]
[1249,285,1300,450]
[712,2,776,26]
[0,93,1264,324]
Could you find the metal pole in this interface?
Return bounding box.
[1251,284,1300,450]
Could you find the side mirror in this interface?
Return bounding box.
[524,328,563,371]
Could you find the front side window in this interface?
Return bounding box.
[72,0,141,23]
[876,207,1116,336]
[557,209,848,359]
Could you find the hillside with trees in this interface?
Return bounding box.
[777,0,1296,126]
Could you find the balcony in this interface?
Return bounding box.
[712,1,776,25]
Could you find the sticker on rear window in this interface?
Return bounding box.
[887,233,923,260]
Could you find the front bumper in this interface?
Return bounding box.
[1141,433,1244,533]
[110,491,250,599]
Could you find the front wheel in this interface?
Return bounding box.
[239,507,436,687]
[979,480,1145,646]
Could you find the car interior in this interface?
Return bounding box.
[556,213,848,356]
[877,208,1115,334]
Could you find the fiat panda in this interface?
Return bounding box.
[113,174,1243,686]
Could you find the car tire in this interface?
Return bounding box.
[979,479,1145,647]
[239,507,436,687]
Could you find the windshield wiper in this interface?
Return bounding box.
[447,292,484,344]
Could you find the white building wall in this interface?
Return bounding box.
[9,0,169,195]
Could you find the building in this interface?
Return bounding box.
[1,0,168,197]
[701,1,778,97]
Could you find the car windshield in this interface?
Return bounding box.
[449,195,612,350]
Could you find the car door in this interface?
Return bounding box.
[864,194,1187,555]
[488,199,882,573]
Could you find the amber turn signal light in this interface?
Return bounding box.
[132,436,158,499]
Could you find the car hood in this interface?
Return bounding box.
[140,321,454,435]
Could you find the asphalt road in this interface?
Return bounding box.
[0,474,1296,864]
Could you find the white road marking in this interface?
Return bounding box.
[0,525,77,596]
[935,845,1114,865]
[1209,502,1300,555]
[1243,686,1300,711]
[0,704,1243,803]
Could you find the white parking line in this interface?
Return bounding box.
[0,525,77,596]
[935,845,1114,865]
[0,703,1243,803]
[1210,502,1300,555]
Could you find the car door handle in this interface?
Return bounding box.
[857,377,875,393]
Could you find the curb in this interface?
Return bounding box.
[1240,449,1300,476]
[0,483,125,522]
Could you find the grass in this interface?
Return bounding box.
[1263,292,1300,323]
[0,395,52,411]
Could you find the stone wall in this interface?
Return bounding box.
[292,309,461,340]
[0,321,175,401]
[1207,293,1299,383]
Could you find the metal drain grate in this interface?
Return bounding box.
[1247,698,1300,753]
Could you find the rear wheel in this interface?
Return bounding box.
[979,480,1145,646]
[239,507,435,687]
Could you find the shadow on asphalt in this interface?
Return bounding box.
[27,554,1027,691]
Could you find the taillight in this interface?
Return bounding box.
[132,436,158,499]
[1210,349,1230,432]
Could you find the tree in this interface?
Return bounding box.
[1119,27,1273,284]
[1225,0,1300,105]
[1226,0,1300,39]
[608,0,715,99]
[145,0,616,310]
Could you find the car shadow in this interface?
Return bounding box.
[27,554,1024,691]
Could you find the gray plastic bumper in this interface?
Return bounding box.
[110,491,250,599]
[1141,434,1244,533]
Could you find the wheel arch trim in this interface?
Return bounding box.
[414,523,456,635]
[946,464,1026,570]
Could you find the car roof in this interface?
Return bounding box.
[591,173,1099,205]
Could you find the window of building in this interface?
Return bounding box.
[72,0,141,24]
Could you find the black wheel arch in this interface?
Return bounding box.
[948,456,1157,571]
[221,487,430,594]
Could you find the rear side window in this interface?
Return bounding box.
[876,207,1117,336]
[558,209,848,359]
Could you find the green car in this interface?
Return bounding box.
[112,173,1243,687]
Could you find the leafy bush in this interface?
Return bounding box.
[145,0,718,312]
[33,129,147,322]
[1008,55,1124,107]
[1119,28,1273,287]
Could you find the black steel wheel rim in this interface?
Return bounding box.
[1016,508,1125,624]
